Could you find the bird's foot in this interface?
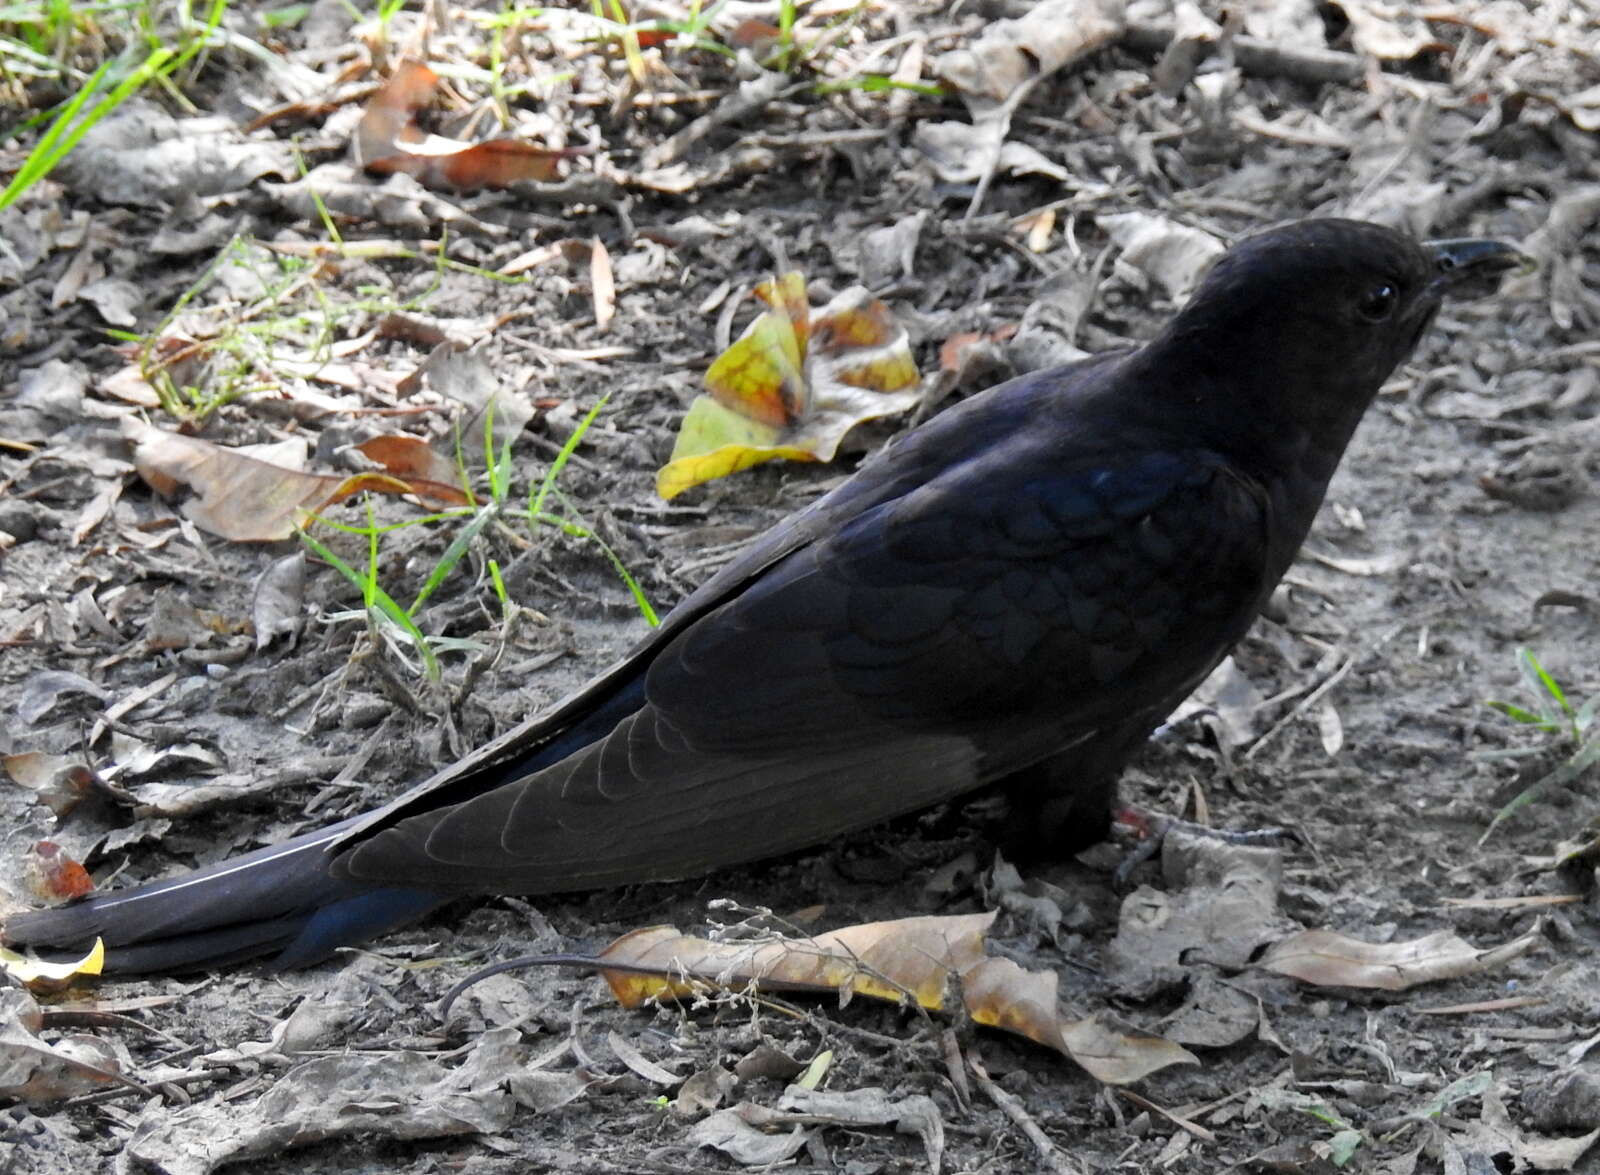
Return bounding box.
[1109,807,1295,888]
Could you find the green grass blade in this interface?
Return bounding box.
[409,503,501,616]
[533,503,659,627]
[1485,700,1560,731]
[0,46,175,211]
[1517,647,1570,718]
[529,393,610,519]
[300,525,441,681]
[1479,737,1600,845]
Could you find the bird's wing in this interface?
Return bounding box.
[333,356,1131,842]
[334,442,1272,893]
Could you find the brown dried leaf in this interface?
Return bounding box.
[357,60,580,191]
[3,752,101,819]
[20,841,93,903]
[597,912,1194,1082]
[124,418,468,542]
[0,988,121,1103]
[1259,925,1543,990]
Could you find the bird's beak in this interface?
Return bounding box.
[1425,237,1536,298]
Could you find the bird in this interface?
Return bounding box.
[4,219,1527,974]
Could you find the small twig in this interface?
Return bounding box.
[1115,1088,1217,1143]
[1244,624,1403,760]
[642,70,794,171]
[62,1065,241,1109]
[968,1054,1085,1175]
[1119,22,1365,85]
[453,606,522,710]
[940,1028,972,1113]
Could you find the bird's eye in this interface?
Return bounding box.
[1358,282,1398,322]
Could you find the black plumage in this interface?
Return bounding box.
[3,219,1526,973]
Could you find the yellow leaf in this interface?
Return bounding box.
[704,312,807,428]
[657,397,816,500]
[0,938,104,993]
[661,277,922,498]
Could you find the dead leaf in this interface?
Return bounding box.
[352,434,462,487]
[16,669,109,725]
[607,1030,681,1085]
[689,1107,809,1165]
[1328,0,1447,60]
[591,238,616,331]
[1259,924,1544,990]
[596,911,1194,1083]
[1168,656,1267,748]
[4,752,96,815]
[357,59,581,191]
[0,987,122,1103]
[252,552,306,651]
[674,1064,736,1116]
[124,418,469,542]
[658,274,921,499]
[1317,703,1344,756]
[0,938,104,992]
[1100,213,1226,302]
[20,841,94,903]
[733,1043,806,1083]
[939,324,1019,373]
[1106,830,1293,1000]
[694,1086,943,1170]
[414,344,535,456]
[1456,1083,1599,1172]
[126,1045,516,1173]
[935,0,1126,110]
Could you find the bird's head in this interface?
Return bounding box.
[1149,218,1529,471]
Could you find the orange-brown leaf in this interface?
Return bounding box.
[595,913,1195,1083]
[125,419,468,542]
[357,58,575,191]
[23,841,93,902]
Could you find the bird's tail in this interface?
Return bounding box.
[2,820,446,973]
[4,672,650,973]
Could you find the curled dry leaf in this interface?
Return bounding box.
[125,418,469,542]
[597,911,1195,1083]
[658,273,921,499]
[935,0,1126,110]
[1259,924,1544,991]
[3,751,104,819]
[1326,0,1448,61]
[0,938,104,993]
[1099,213,1227,303]
[21,840,93,902]
[357,59,584,191]
[692,1086,943,1170]
[0,987,121,1104]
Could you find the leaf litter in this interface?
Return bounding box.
[2,0,1600,1171]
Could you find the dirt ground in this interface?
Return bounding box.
[3,0,1600,1171]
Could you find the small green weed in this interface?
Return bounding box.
[1480,648,1600,843]
[0,0,229,210]
[301,397,656,683]
[116,232,462,424]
